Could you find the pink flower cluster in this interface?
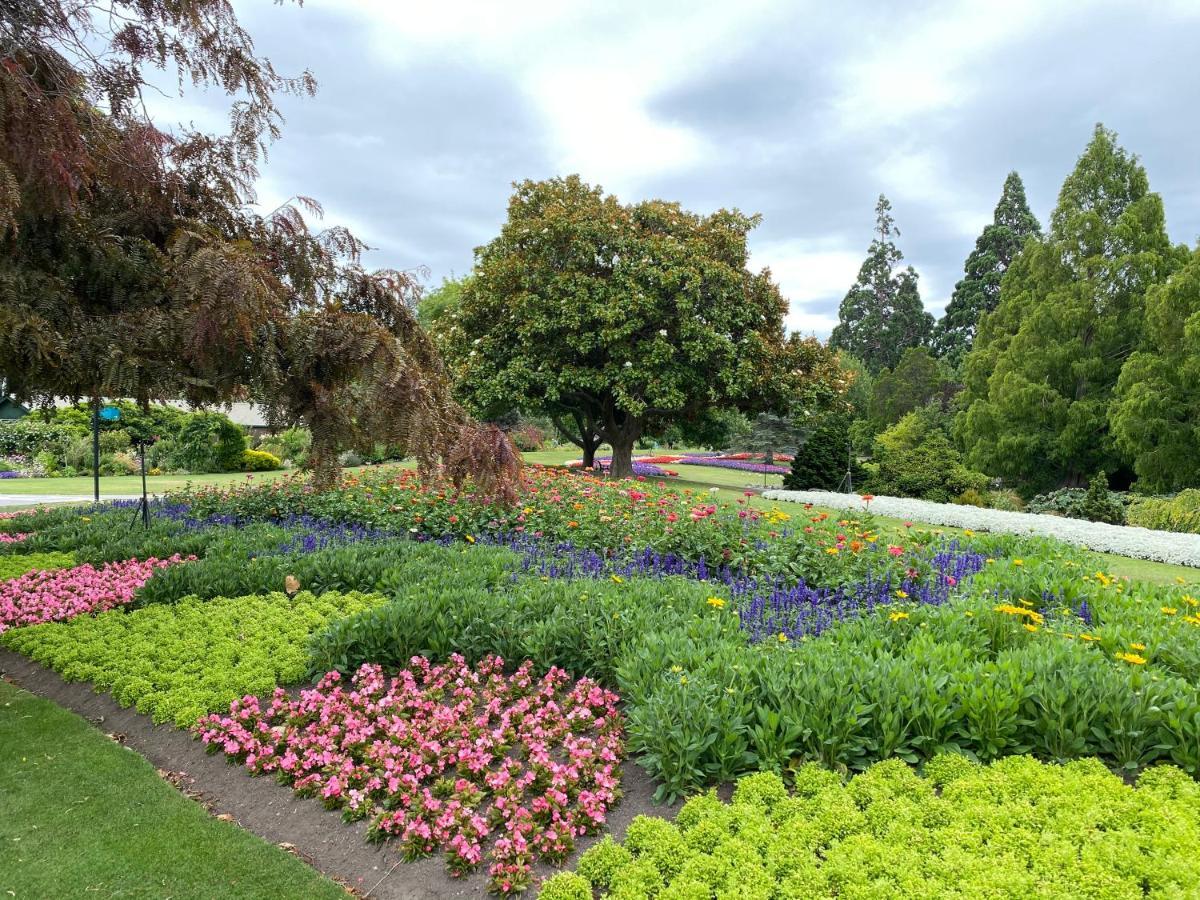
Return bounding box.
[0,533,29,544]
[198,655,624,894]
[0,555,191,633]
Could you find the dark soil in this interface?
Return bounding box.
[0,649,677,899]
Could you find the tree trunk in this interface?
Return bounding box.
[581,434,599,470]
[608,435,636,479]
[552,411,602,470]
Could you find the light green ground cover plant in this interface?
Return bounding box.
[0,550,74,581]
[542,757,1200,899]
[0,681,349,900]
[1,590,384,726]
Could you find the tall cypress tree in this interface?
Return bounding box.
[933,172,1041,364]
[830,195,933,373]
[957,125,1184,491]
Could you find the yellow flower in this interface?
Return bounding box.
[964,611,974,618]
[1013,559,1024,566]
[824,547,840,555]
[985,558,995,565]
[706,596,727,609]
[670,665,682,673]
[464,534,475,543]
[523,507,533,515]
[895,590,909,599]
[1162,607,1178,616]
[963,529,975,537]
[1115,652,1146,665]
[889,611,910,622]
[680,676,688,685]
[1080,633,1099,642]
[610,574,624,584]
[1176,577,1186,585]
[1024,623,1038,633]
[778,633,788,643]
[1130,642,1146,651]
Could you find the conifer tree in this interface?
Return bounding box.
[957,125,1184,491]
[830,195,933,373]
[1109,249,1200,492]
[933,172,1041,364]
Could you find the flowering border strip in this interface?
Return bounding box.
[677,456,790,475]
[198,655,624,894]
[764,489,1200,566]
[0,555,192,633]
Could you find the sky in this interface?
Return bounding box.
[150,0,1200,338]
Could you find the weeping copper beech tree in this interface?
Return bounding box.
[0,0,521,495]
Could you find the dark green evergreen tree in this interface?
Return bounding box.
[830,195,933,373]
[785,415,849,491]
[957,125,1184,491]
[933,172,1041,364]
[869,346,954,429]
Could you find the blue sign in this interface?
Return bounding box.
[99,405,121,422]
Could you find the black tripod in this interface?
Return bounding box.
[835,440,854,494]
[129,439,152,529]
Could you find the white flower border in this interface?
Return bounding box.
[762,489,1200,568]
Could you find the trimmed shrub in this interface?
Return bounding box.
[241,448,282,472]
[170,412,247,473]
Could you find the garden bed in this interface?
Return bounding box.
[0,649,672,900]
[765,488,1200,566]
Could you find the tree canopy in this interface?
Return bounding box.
[439,175,841,477]
[957,125,1184,491]
[830,195,933,373]
[932,172,1041,364]
[868,346,955,430]
[1109,249,1200,492]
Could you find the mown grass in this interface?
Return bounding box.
[0,680,348,899]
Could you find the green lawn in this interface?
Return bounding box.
[0,679,348,899]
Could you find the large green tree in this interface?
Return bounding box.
[868,346,955,430]
[1109,249,1200,492]
[932,172,1041,364]
[830,194,933,373]
[957,125,1184,491]
[440,175,834,478]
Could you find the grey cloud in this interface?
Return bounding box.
[180,2,1199,328]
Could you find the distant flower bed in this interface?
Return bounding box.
[0,555,191,633]
[199,656,624,894]
[0,532,29,544]
[764,489,1200,566]
[678,456,790,475]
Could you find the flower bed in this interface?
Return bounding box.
[677,456,790,475]
[199,656,624,894]
[543,758,1200,899]
[1,590,386,726]
[0,532,29,543]
[764,489,1200,566]
[0,555,190,633]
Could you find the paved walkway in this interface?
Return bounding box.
[0,493,141,508]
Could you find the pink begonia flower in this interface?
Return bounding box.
[197,655,624,893]
[0,555,193,633]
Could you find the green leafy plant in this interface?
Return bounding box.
[1,590,386,727]
[558,759,1200,898]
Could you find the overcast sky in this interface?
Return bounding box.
[153,0,1200,337]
